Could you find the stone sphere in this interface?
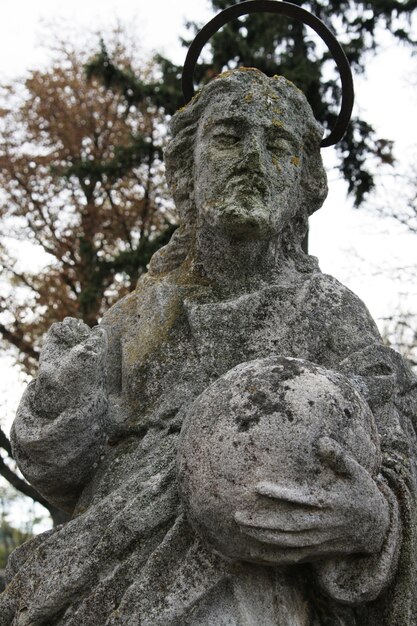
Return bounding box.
[177,356,380,564]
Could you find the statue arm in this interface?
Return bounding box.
[267,276,413,606]
[10,289,138,513]
[10,318,110,513]
[314,333,417,606]
[11,376,107,514]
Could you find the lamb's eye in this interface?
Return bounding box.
[213,133,240,148]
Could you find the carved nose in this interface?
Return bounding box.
[244,133,262,155]
[242,133,266,171]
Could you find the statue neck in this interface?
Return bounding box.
[193,225,289,292]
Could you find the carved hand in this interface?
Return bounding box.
[234,436,390,565]
[32,317,108,419]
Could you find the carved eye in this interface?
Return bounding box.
[266,138,291,155]
[212,132,241,148]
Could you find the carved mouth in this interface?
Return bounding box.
[229,173,268,196]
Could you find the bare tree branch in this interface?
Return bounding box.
[0,323,39,361]
[0,427,13,458]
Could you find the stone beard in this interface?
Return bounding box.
[1,69,417,626]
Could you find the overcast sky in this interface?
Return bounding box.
[0,0,416,410]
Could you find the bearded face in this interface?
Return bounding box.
[193,86,306,241]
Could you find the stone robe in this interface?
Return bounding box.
[1,260,417,626]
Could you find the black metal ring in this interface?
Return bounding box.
[182,0,354,147]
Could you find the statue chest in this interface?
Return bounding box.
[119,280,328,420]
[183,284,313,380]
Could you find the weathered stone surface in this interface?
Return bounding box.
[178,357,386,563]
[1,69,417,625]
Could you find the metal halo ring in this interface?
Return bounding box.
[182,0,354,147]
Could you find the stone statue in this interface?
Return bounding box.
[1,68,417,626]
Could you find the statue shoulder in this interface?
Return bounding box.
[300,271,382,357]
[101,290,139,333]
[101,272,165,333]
